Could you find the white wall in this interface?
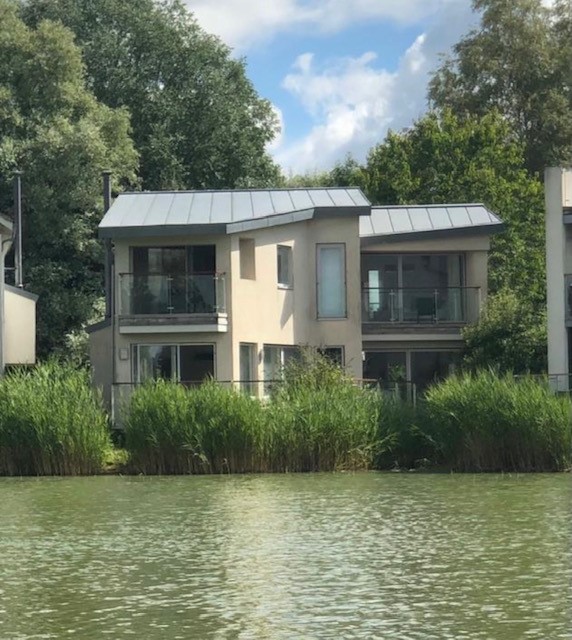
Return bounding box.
[4,286,37,365]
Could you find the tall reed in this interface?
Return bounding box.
[0,361,110,475]
[424,370,572,471]
[125,380,269,474]
[268,352,380,471]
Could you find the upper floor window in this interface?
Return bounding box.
[239,238,256,280]
[277,245,293,288]
[317,243,346,318]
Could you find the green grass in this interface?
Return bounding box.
[0,361,110,475]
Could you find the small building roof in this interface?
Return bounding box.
[360,204,504,244]
[0,214,13,236]
[99,188,371,238]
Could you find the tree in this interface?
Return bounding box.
[0,0,138,354]
[462,290,547,374]
[284,155,367,190]
[21,0,281,190]
[365,110,546,311]
[428,0,572,174]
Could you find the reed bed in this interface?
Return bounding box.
[424,370,572,472]
[0,361,110,475]
[125,354,382,474]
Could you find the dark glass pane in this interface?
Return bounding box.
[410,351,460,390]
[179,345,214,383]
[189,245,216,273]
[363,352,407,383]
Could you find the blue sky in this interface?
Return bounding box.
[183,1,478,174]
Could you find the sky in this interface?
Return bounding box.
[183,0,479,175]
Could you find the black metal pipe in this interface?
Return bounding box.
[102,171,112,318]
[13,171,23,288]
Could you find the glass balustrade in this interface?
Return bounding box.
[362,287,480,323]
[119,273,226,315]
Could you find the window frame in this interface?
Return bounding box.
[131,343,216,384]
[316,243,347,319]
[277,245,294,289]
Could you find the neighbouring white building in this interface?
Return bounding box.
[545,167,572,389]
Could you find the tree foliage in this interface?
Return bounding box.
[21,0,281,190]
[429,0,572,173]
[0,0,138,354]
[365,110,546,310]
[462,290,547,374]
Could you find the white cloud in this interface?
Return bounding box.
[275,4,476,174]
[184,0,469,51]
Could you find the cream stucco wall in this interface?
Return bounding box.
[4,287,36,365]
[545,167,571,387]
[103,218,363,392]
[229,216,363,380]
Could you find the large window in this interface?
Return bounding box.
[362,253,465,323]
[317,244,346,318]
[363,349,460,391]
[128,245,217,314]
[277,245,293,288]
[132,344,214,384]
[263,345,299,392]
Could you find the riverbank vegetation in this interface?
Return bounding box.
[123,358,572,475]
[0,359,570,476]
[0,361,110,475]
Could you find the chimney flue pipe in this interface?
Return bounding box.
[102,171,113,319]
[13,171,23,289]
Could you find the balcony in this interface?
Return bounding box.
[118,273,227,334]
[362,287,481,326]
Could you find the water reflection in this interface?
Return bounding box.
[0,474,570,639]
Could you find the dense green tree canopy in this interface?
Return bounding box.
[21,0,281,190]
[0,0,138,354]
[429,0,572,173]
[365,110,546,310]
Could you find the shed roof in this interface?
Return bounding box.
[360,204,504,244]
[0,214,13,235]
[99,188,371,238]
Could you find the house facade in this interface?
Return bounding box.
[0,214,37,373]
[545,167,572,390]
[88,188,503,413]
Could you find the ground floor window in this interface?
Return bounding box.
[239,343,257,395]
[318,346,345,367]
[132,344,214,384]
[363,349,459,391]
[263,345,299,392]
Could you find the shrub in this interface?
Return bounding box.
[0,361,110,475]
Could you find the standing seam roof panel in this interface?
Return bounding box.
[407,207,433,231]
[127,193,158,227]
[448,206,471,228]
[148,193,177,226]
[231,191,254,222]
[308,189,335,207]
[466,205,494,225]
[188,192,213,224]
[328,189,356,207]
[251,191,274,218]
[270,190,296,214]
[210,192,231,224]
[388,210,412,233]
[289,190,314,210]
[166,193,193,226]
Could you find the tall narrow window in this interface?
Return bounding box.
[240,343,256,395]
[317,244,346,318]
[239,238,256,280]
[277,245,293,288]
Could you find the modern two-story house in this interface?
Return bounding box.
[88,186,503,413]
[545,167,572,390]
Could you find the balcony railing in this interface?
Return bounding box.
[362,287,481,324]
[119,273,226,315]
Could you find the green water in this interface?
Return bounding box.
[0,474,570,639]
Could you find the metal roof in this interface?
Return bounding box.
[99,188,371,238]
[360,204,504,244]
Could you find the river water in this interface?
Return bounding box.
[0,474,570,639]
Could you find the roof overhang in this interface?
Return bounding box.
[360,222,505,246]
[99,205,371,239]
[5,284,39,302]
